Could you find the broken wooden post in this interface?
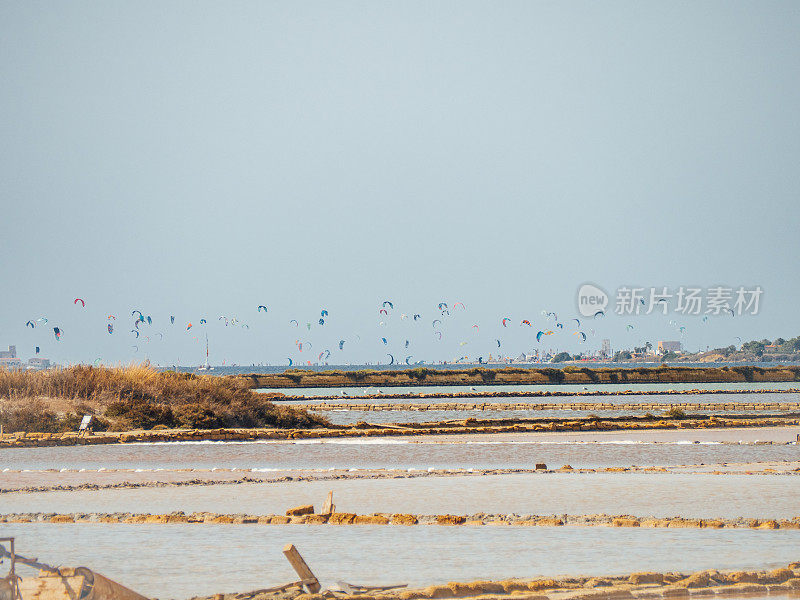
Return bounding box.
[321,491,335,516]
[282,544,321,593]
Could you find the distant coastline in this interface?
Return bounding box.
[238,365,800,389]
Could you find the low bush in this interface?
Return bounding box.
[665,408,686,420]
[0,365,329,433]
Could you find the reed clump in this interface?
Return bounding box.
[0,364,329,433]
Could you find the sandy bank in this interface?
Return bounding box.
[1,417,797,448]
[197,563,800,600]
[4,510,800,530]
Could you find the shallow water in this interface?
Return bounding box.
[3,472,798,519]
[307,407,795,425]
[0,436,796,471]
[260,383,800,398]
[1,524,797,599]
[173,362,800,376]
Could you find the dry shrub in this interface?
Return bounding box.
[0,399,111,433]
[0,364,328,432]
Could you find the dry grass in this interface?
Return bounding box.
[0,364,329,433]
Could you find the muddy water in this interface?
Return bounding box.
[3,473,798,519]
[1,524,797,599]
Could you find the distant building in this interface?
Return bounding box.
[0,357,22,369]
[600,339,611,358]
[0,345,16,359]
[657,341,682,354]
[27,357,51,369]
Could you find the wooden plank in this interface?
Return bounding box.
[234,579,314,598]
[321,491,335,516]
[337,581,408,592]
[282,544,321,593]
[19,575,87,600]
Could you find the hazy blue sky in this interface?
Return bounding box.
[1,2,799,365]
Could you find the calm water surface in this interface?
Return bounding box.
[260,383,800,398]
[0,437,796,471]
[1,524,797,598]
[307,407,798,425]
[3,473,798,518]
[172,362,800,375]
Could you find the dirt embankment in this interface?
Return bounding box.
[277,388,800,402]
[5,511,800,530]
[306,400,800,412]
[2,413,798,448]
[194,563,800,600]
[20,562,800,600]
[240,365,800,389]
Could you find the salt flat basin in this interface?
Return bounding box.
[287,389,800,424]
[287,391,799,407]
[307,407,797,425]
[257,382,800,397]
[0,459,799,491]
[3,472,799,519]
[1,524,798,599]
[0,427,797,471]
